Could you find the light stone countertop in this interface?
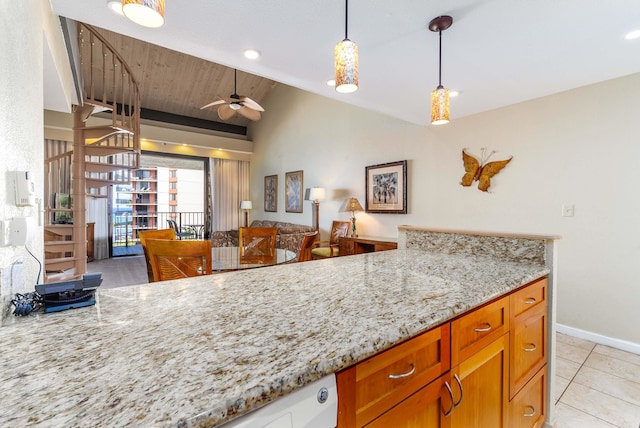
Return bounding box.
[0,249,549,427]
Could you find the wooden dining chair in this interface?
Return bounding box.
[139,229,177,282]
[298,231,319,262]
[145,238,212,282]
[311,220,350,259]
[238,227,278,260]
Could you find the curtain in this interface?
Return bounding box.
[210,158,250,231]
[86,196,109,260]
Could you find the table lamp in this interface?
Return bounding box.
[240,200,252,227]
[305,187,326,231]
[343,197,364,237]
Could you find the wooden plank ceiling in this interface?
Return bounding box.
[88,26,278,129]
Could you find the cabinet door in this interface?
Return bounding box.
[366,373,452,428]
[509,365,547,428]
[451,333,509,428]
[510,306,547,398]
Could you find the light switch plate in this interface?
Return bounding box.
[562,204,575,217]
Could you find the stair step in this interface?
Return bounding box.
[85,162,134,174]
[45,257,82,272]
[44,241,77,252]
[45,225,74,235]
[86,177,130,188]
[45,270,81,283]
[78,125,133,140]
[84,145,137,157]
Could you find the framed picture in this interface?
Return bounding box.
[285,170,303,213]
[365,160,407,214]
[264,175,278,212]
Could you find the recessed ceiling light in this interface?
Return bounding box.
[107,0,124,15]
[450,90,460,98]
[327,79,336,86]
[625,29,640,40]
[243,49,261,60]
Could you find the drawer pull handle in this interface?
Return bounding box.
[523,405,536,417]
[523,343,537,352]
[524,297,537,305]
[388,364,415,379]
[443,381,455,417]
[474,323,492,333]
[453,373,463,407]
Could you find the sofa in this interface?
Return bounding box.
[210,220,317,259]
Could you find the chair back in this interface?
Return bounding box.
[330,221,351,245]
[298,231,318,262]
[139,229,177,282]
[167,219,194,239]
[239,227,278,259]
[145,239,212,282]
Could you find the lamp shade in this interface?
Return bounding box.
[431,85,450,125]
[122,0,165,28]
[240,200,253,210]
[308,187,326,202]
[335,39,359,93]
[344,197,364,212]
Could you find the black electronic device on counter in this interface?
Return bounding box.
[35,272,102,313]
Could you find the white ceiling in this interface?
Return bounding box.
[47,0,640,126]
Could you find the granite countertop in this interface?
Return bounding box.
[0,249,549,427]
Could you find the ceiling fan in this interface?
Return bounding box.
[200,69,265,121]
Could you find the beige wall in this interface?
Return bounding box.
[250,73,640,346]
[0,0,46,316]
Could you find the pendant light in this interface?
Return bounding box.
[122,0,165,28]
[334,0,358,93]
[429,15,453,125]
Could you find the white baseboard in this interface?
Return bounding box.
[556,324,640,355]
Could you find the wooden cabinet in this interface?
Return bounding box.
[337,324,450,427]
[87,222,95,262]
[338,236,397,256]
[337,277,548,428]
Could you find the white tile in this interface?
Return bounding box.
[555,376,571,403]
[557,333,597,351]
[584,352,640,384]
[593,344,640,367]
[557,341,593,364]
[556,356,582,380]
[554,403,617,428]
[560,382,640,427]
[573,365,640,407]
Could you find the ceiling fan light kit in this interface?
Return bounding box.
[122,0,165,28]
[335,0,359,93]
[429,15,453,125]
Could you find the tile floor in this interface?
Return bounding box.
[88,258,640,427]
[555,332,640,427]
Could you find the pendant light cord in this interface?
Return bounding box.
[438,30,443,87]
[345,0,349,39]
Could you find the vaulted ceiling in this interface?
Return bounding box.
[47,0,640,129]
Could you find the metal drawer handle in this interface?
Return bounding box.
[524,297,537,305]
[523,343,537,352]
[474,323,492,333]
[523,405,536,417]
[453,373,463,407]
[388,363,415,379]
[443,381,455,417]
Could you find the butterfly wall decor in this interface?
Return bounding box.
[461,148,512,192]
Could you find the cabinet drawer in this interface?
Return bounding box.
[510,305,547,398]
[347,324,450,427]
[451,296,509,365]
[509,365,547,428]
[511,277,547,319]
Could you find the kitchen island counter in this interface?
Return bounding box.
[0,237,553,426]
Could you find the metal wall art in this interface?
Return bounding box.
[461,148,512,192]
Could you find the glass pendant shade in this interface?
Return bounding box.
[431,85,450,125]
[334,39,359,93]
[122,0,165,28]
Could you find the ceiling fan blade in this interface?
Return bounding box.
[200,98,226,110]
[217,104,236,121]
[237,106,261,121]
[240,96,265,112]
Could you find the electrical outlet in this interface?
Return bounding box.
[562,204,575,217]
